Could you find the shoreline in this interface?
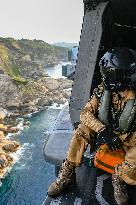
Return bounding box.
[0,101,66,182]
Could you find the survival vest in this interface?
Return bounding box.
[98,90,136,134]
[94,89,136,173]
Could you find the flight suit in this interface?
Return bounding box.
[67,85,136,185]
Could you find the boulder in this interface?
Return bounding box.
[0,152,13,177]
[0,131,5,138]
[0,154,8,168]
[7,126,19,133]
[0,109,7,122]
[0,124,7,132]
[0,74,21,109]
[0,131,5,142]
[2,141,20,152]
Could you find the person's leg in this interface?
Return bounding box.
[48,124,93,197]
[48,158,76,197]
[112,174,128,205]
[114,145,136,204]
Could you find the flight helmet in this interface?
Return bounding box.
[99,47,136,91]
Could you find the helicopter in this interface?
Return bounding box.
[43,0,136,204]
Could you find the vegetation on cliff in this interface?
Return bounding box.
[0,37,68,81]
[0,37,72,113]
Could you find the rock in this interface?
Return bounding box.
[0,73,72,115]
[0,124,7,132]
[0,154,8,168]
[0,151,13,177]
[7,126,19,133]
[45,78,60,90]
[0,133,20,152]
[2,141,20,152]
[0,124,19,134]
[0,109,7,122]
[0,74,21,109]
[0,131,5,141]
[0,151,13,167]
[37,98,52,107]
[23,121,30,126]
[5,154,13,163]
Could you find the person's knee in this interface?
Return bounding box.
[75,124,91,141]
[115,162,136,185]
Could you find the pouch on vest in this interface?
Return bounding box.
[94,144,125,174]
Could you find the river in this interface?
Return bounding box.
[0,63,69,205]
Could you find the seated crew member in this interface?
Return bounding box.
[48,47,136,205]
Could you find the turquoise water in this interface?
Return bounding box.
[0,108,61,205]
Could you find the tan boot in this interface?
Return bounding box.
[112,174,128,205]
[48,159,76,197]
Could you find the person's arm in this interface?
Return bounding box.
[80,85,123,150]
[80,94,105,133]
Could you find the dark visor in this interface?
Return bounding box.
[101,68,125,84]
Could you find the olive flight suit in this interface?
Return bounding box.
[67,85,136,185]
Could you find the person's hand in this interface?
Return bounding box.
[96,127,122,150]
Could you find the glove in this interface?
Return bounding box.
[96,127,122,150]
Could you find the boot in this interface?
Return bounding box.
[112,174,128,205]
[48,159,76,197]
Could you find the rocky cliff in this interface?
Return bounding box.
[0,110,20,178]
[0,37,68,80]
[0,37,72,114]
[0,37,72,178]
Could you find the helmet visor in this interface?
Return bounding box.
[101,68,125,88]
